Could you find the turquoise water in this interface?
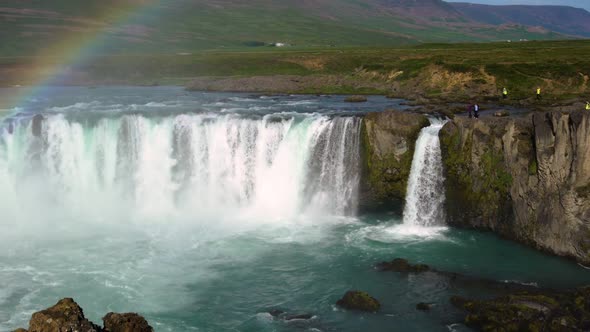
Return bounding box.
[0,87,588,332]
[2,215,589,331]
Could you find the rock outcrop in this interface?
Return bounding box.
[360,110,430,211]
[439,111,590,264]
[26,298,102,332]
[452,287,590,331]
[13,298,152,332]
[103,313,153,332]
[336,291,381,312]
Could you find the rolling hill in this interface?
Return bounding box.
[0,0,581,56]
[451,3,590,37]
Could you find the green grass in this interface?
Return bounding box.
[1,40,589,100]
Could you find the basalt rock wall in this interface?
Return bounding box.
[439,111,590,264]
[360,110,430,211]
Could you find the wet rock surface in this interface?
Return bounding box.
[452,287,590,332]
[336,291,381,312]
[440,111,590,264]
[376,258,430,273]
[13,298,152,332]
[360,110,430,211]
[103,313,153,332]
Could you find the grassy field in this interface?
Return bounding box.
[1,40,589,101]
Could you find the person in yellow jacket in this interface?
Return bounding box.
[502,87,508,99]
[586,101,590,110]
[536,87,541,100]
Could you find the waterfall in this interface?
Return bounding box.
[0,113,362,222]
[402,117,447,227]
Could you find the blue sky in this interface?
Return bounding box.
[446,0,590,11]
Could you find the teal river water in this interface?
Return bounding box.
[0,87,588,332]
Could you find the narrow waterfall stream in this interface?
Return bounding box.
[402,117,447,227]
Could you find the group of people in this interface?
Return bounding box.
[502,87,590,110]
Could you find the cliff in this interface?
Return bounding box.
[440,111,590,264]
[360,110,430,211]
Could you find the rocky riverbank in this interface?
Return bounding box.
[439,110,590,265]
[12,298,153,332]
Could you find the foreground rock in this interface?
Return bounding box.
[360,110,430,211]
[452,287,590,331]
[103,313,153,332]
[336,291,381,312]
[14,298,152,332]
[26,298,102,332]
[440,111,590,264]
[376,258,430,273]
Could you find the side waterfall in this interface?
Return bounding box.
[402,117,447,226]
[0,113,362,221]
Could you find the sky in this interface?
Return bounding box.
[446,0,590,11]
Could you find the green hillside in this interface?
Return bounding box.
[0,0,567,56]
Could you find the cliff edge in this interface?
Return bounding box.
[440,111,590,264]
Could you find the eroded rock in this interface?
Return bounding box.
[27,298,102,332]
[451,288,590,331]
[103,313,153,332]
[439,111,590,264]
[336,291,380,312]
[14,298,152,332]
[360,110,430,211]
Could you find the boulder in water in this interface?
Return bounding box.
[376,258,430,273]
[285,313,314,321]
[103,312,153,332]
[13,298,153,332]
[27,298,102,332]
[451,291,577,331]
[416,302,434,311]
[336,291,380,312]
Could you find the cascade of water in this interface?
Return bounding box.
[402,117,447,227]
[0,113,362,222]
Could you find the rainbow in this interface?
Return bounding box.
[1,0,161,118]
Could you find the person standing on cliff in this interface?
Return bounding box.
[536,87,541,100]
[502,87,508,100]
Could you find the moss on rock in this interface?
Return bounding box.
[336,291,381,312]
[360,110,429,211]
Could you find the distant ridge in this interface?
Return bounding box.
[0,0,581,56]
[451,2,590,37]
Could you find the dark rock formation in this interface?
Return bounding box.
[103,313,153,332]
[336,291,380,312]
[416,302,433,311]
[13,298,152,332]
[360,110,430,211]
[452,287,590,331]
[439,111,590,264]
[344,95,368,103]
[26,298,102,332]
[376,258,430,273]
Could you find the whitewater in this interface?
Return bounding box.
[0,87,588,332]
